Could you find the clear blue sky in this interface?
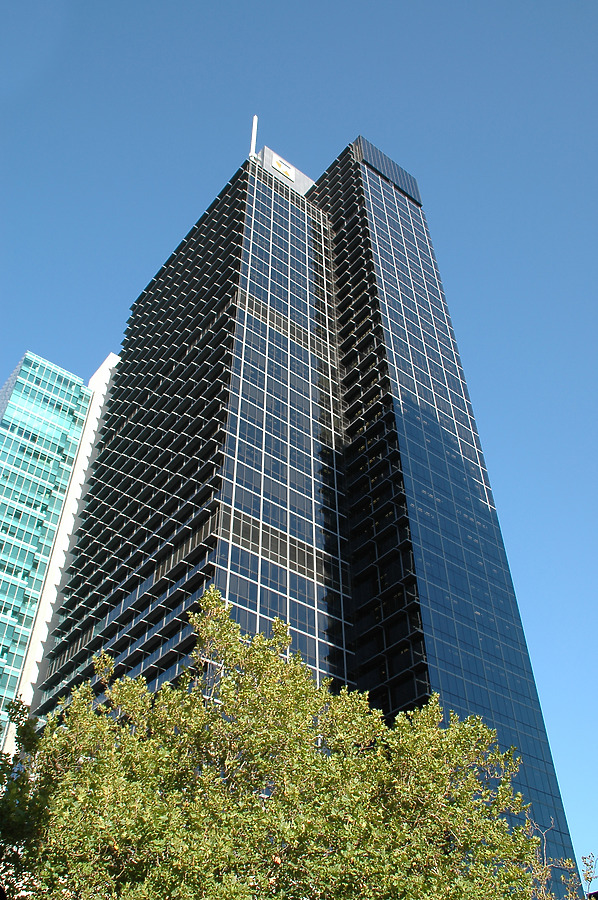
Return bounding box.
[1,0,596,873]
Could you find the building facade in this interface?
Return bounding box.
[33,138,574,864]
[1,353,119,757]
[0,353,92,742]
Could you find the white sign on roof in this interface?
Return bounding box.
[271,153,296,182]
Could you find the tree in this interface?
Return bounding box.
[0,587,576,899]
[582,853,597,896]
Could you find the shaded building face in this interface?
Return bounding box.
[312,138,572,861]
[35,138,574,868]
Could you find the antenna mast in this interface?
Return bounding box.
[249,115,258,158]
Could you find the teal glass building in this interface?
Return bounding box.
[0,352,91,740]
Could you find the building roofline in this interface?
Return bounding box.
[352,136,422,206]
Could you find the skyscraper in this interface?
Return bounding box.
[0,353,92,742]
[1,353,119,757]
[33,137,574,865]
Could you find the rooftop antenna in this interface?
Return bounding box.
[249,115,258,158]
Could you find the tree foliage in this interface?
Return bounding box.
[0,587,575,899]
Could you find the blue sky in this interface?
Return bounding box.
[1,0,596,873]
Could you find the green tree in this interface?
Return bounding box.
[582,853,596,896]
[0,587,576,899]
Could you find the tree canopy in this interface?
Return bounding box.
[0,587,576,899]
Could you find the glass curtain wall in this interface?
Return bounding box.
[0,352,90,740]
[214,160,351,685]
[357,150,571,859]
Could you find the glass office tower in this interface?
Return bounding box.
[0,352,91,741]
[34,138,574,867]
[35,151,350,709]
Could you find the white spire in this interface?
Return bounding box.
[249,115,258,158]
